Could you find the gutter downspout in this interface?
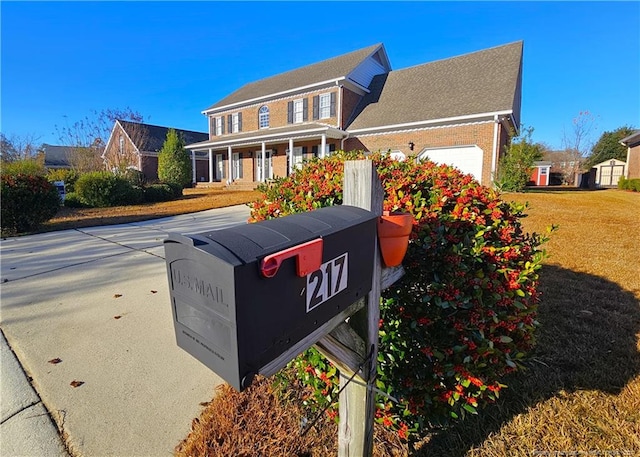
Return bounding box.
[491,114,499,186]
[337,82,343,130]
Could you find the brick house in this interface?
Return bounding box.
[102,120,208,181]
[184,41,523,187]
[620,130,640,179]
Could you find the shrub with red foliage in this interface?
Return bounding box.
[251,151,549,439]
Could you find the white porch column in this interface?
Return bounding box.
[288,138,294,176]
[261,142,266,182]
[227,146,232,184]
[191,150,197,184]
[320,134,327,159]
[208,148,213,183]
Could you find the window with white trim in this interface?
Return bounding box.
[319,93,331,119]
[232,113,240,133]
[293,99,304,123]
[259,106,269,129]
[215,117,223,136]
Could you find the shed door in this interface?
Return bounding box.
[417,146,484,183]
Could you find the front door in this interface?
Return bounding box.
[232,153,243,180]
[215,154,224,181]
[291,147,303,170]
[255,150,273,181]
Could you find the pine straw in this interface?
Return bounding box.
[176,188,639,456]
[175,376,408,457]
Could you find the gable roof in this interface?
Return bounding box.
[620,130,640,147]
[118,120,208,152]
[346,41,523,131]
[205,43,387,112]
[42,144,73,168]
[42,144,104,169]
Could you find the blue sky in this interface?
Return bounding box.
[1,1,639,151]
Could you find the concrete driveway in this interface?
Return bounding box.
[0,205,251,456]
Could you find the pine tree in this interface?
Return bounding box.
[584,126,635,169]
[157,129,191,189]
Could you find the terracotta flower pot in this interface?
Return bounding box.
[377,211,414,267]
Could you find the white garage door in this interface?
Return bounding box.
[418,145,484,183]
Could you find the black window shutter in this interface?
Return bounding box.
[312,96,319,120]
[330,92,336,117]
[303,98,308,121]
[330,143,336,152]
[302,146,308,156]
[287,101,293,124]
[228,115,232,133]
[221,116,225,134]
[238,112,242,132]
[312,145,318,156]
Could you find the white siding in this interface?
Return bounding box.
[348,56,387,89]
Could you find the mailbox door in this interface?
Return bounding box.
[165,237,242,390]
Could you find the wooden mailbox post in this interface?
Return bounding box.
[316,160,403,457]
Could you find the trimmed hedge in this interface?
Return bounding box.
[618,177,640,192]
[122,168,146,187]
[1,159,46,177]
[74,171,142,207]
[63,192,87,208]
[253,151,550,439]
[46,169,80,193]
[1,174,60,234]
[143,183,174,202]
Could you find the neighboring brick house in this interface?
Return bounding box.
[102,120,208,181]
[620,130,640,179]
[185,41,523,186]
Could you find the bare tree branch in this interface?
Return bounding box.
[560,111,599,185]
[0,133,43,162]
[55,108,145,173]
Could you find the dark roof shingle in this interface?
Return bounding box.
[119,120,208,152]
[207,44,383,111]
[346,41,523,130]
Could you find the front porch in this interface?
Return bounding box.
[194,181,258,191]
[186,124,345,185]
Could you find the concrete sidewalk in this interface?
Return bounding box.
[0,205,250,456]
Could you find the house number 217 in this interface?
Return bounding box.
[306,253,348,312]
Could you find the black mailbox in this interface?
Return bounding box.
[164,205,377,391]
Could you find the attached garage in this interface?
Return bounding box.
[417,145,484,183]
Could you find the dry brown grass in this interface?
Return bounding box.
[175,376,407,457]
[36,187,261,233]
[175,188,640,457]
